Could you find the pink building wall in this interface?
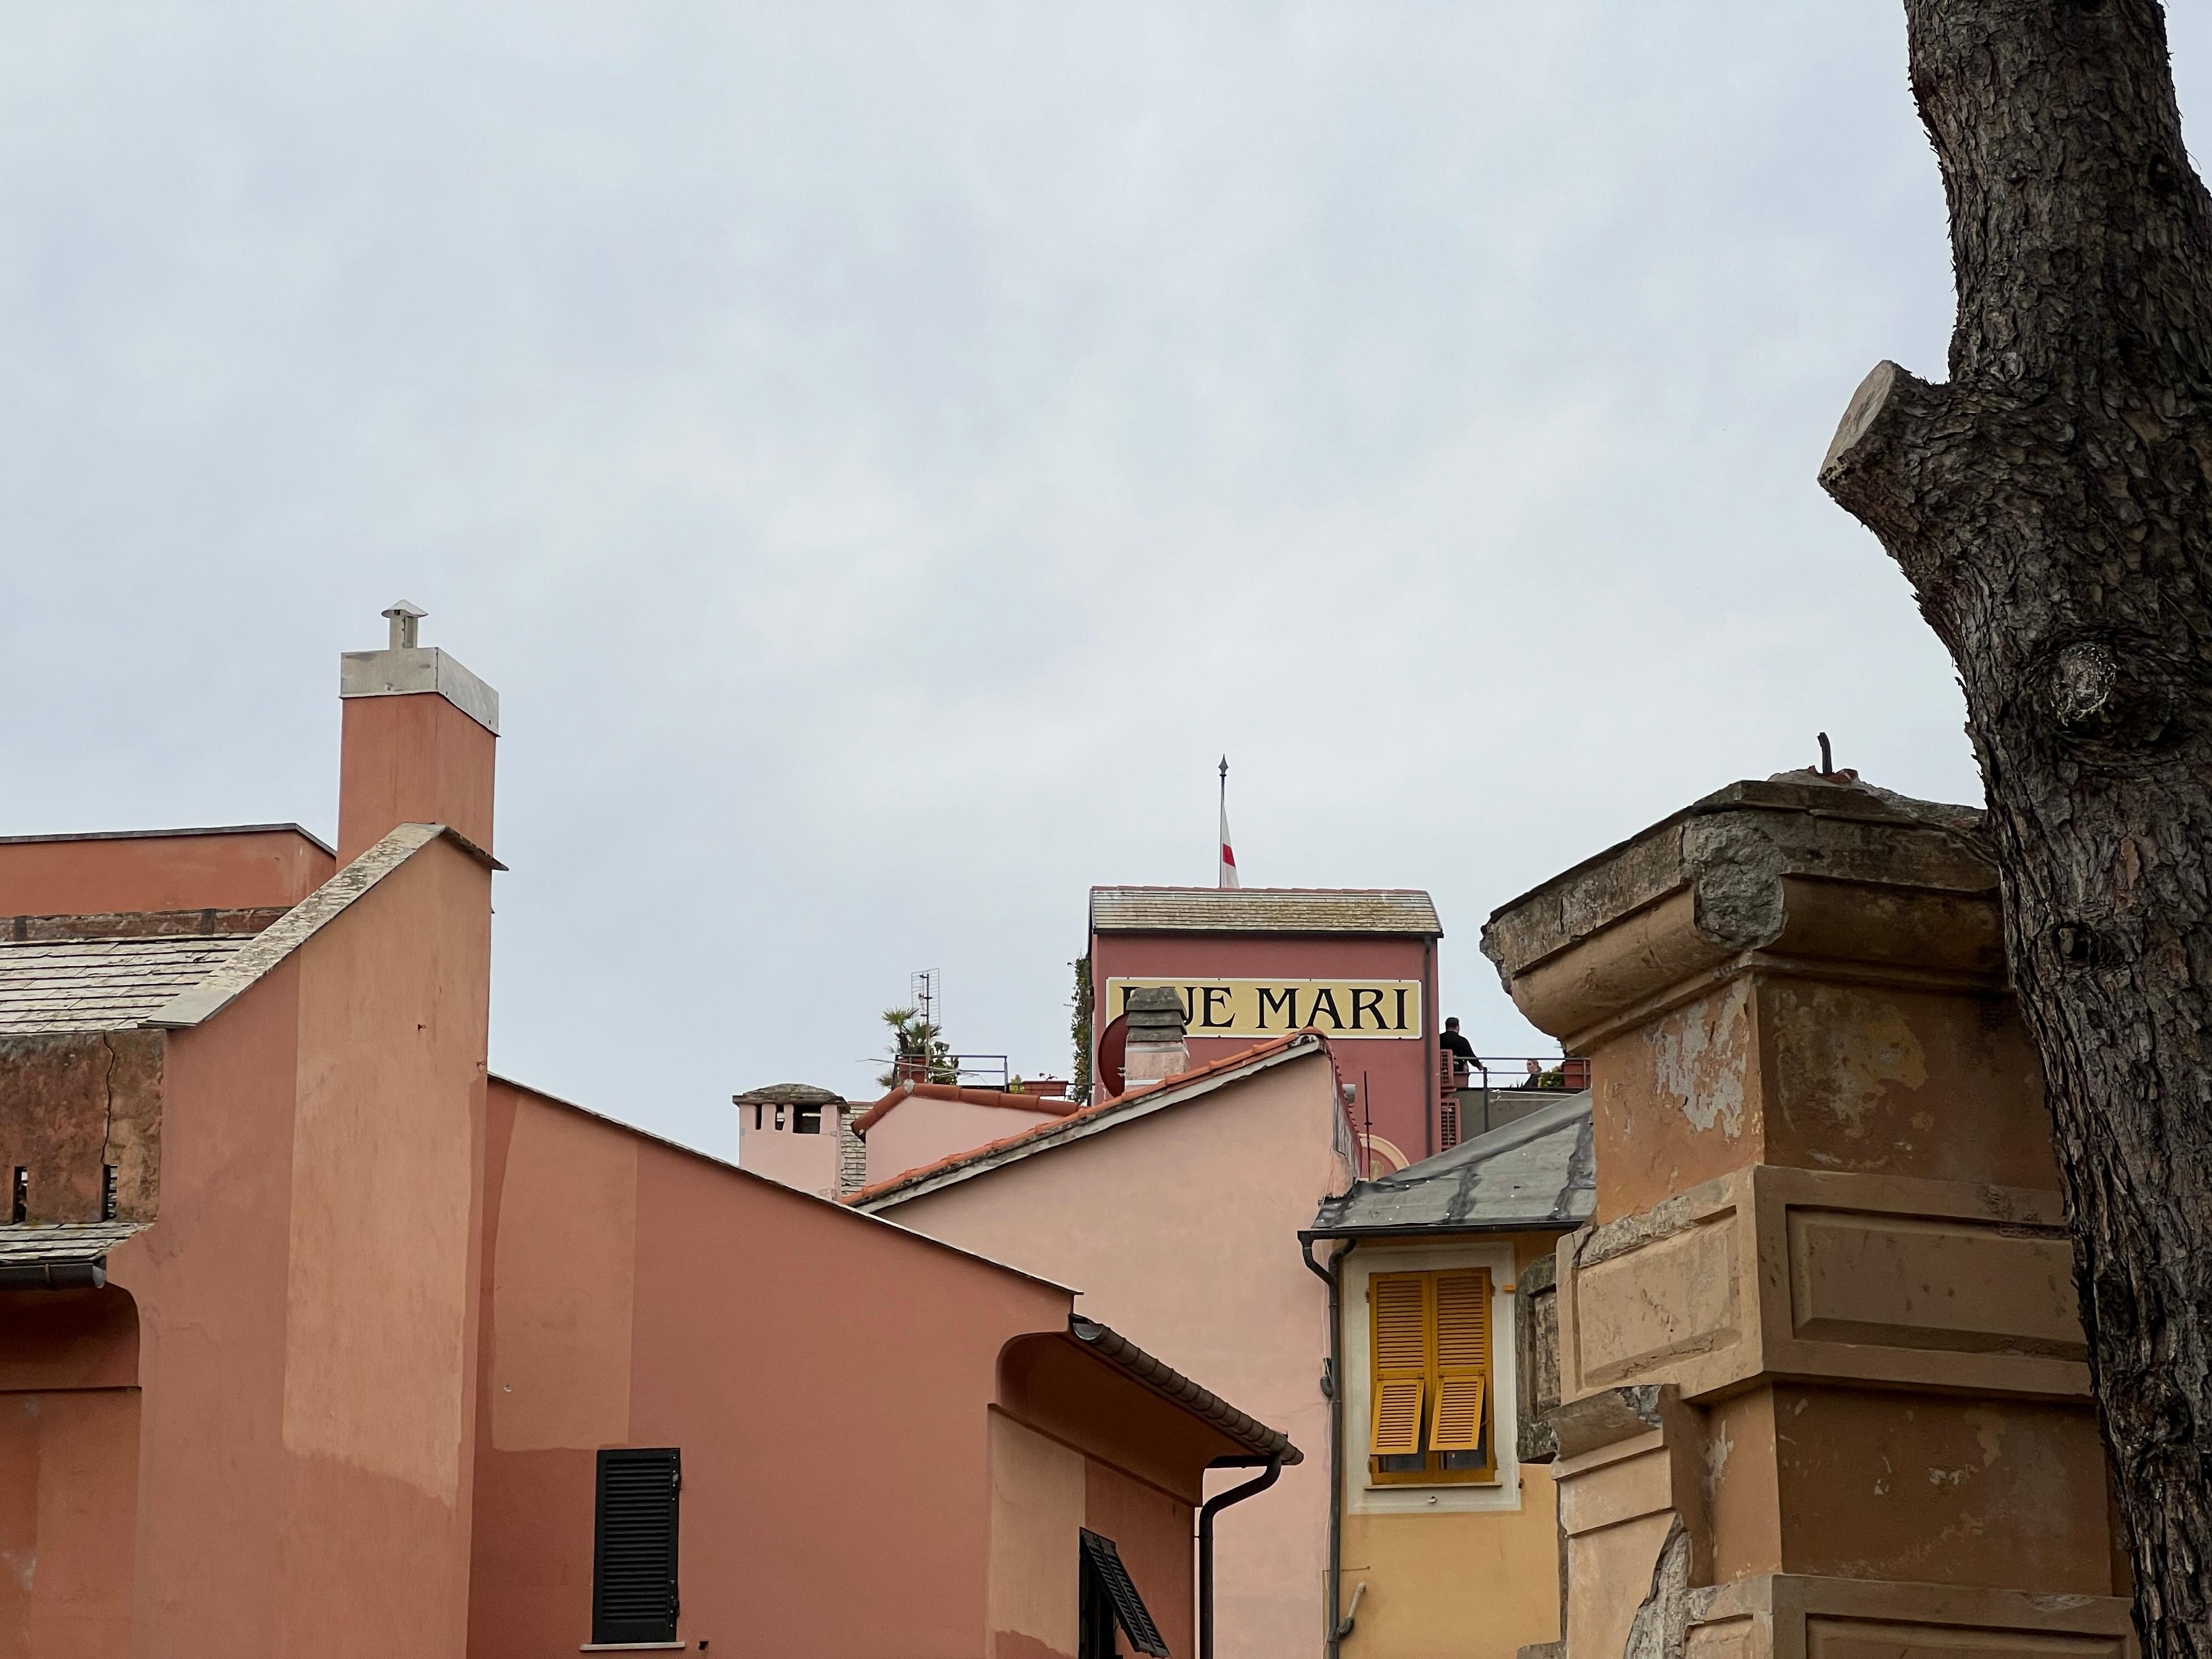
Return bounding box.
[473,1080,1217,1659]
[0,825,334,917]
[0,756,495,1657]
[864,1094,1066,1188]
[873,1045,1353,1659]
[1091,929,1440,1170]
[3,631,1295,1658]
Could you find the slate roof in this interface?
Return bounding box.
[0,935,256,1034]
[0,823,479,1036]
[1308,1091,1594,1236]
[1089,887,1442,937]
[848,1032,1328,1210]
[0,1220,148,1268]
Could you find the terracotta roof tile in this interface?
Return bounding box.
[850,1080,1080,1137]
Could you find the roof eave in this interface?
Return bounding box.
[1299,1214,1589,1243]
[1068,1316,1301,1465]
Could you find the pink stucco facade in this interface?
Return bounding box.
[870,1043,1355,1659]
[863,1093,1065,1188]
[4,625,1296,1659]
[475,1079,1229,1659]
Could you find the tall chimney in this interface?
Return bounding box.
[1122,987,1190,1084]
[337,601,500,864]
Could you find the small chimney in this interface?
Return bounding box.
[1122,987,1190,1084]
[337,601,500,864]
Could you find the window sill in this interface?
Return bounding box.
[1366,1475,1502,1491]
[579,1645,686,1652]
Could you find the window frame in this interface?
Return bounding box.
[1365,1267,1497,1486]
[1342,1239,1526,1516]
[591,1446,682,1646]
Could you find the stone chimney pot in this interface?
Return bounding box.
[1122,986,1190,1085]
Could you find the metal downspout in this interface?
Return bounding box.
[1199,1457,1284,1659]
[1301,1232,1355,1656]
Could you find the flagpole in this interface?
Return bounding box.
[1217,756,1235,890]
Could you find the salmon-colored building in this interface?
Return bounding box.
[1087,888,1442,1173]
[853,1028,1357,1659]
[1,608,1296,1659]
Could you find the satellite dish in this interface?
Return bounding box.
[1097,1013,1129,1099]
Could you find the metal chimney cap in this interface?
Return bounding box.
[341,601,499,734]
[381,600,427,650]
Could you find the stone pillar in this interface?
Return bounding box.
[1484,778,2134,1659]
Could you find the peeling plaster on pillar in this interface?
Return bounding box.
[1649,985,1747,1139]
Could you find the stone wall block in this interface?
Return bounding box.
[1556,1166,2089,1407]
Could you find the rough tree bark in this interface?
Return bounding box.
[1819,3,2212,1651]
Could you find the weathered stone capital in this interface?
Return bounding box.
[1480,778,1998,1050]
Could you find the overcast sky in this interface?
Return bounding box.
[8,5,2209,1156]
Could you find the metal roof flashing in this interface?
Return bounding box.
[339,646,501,736]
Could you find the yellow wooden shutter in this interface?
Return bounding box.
[1369,1273,1430,1457]
[1429,1269,1491,1454]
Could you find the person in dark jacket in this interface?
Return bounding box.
[1439,1017,1476,1086]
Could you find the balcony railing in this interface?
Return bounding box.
[1438,1055,1588,1150]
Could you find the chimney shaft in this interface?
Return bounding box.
[1122,986,1190,1084]
[337,602,499,864]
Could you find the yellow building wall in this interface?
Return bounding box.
[1336,1232,1564,1659]
[1342,1463,1560,1659]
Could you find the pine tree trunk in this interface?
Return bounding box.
[1820,5,2212,1651]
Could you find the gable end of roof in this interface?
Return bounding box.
[146,823,478,1030]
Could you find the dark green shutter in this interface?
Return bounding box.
[1079,1529,1169,1658]
[593,1447,681,1644]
